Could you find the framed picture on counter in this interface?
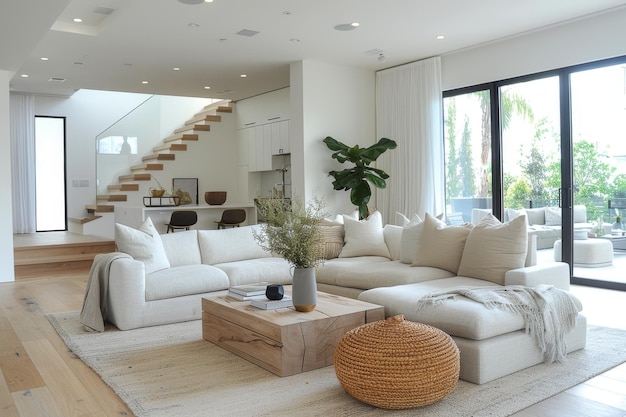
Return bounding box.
[172,178,198,205]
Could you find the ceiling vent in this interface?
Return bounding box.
[94,6,115,15]
[236,29,260,37]
[48,77,66,83]
[178,0,204,4]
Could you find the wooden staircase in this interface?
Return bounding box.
[82,100,232,219]
[13,233,115,279]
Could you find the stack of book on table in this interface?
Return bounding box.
[250,295,293,310]
[226,283,269,301]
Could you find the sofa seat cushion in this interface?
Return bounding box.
[359,278,528,340]
[317,258,455,289]
[315,257,391,286]
[145,264,230,301]
[214,257,292,287]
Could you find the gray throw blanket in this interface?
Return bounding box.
[80,252,131,332]
[416,285,579,363]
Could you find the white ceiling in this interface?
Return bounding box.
[3,0,626,101]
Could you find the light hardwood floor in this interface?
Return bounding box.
[0,273,625,416]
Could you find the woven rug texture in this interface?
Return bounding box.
[48,311,626,417]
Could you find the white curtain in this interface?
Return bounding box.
[375,57,444,225]
[10,93,36,234]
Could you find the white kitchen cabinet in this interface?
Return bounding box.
[271,120,290,155]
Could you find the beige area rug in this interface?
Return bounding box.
[48,311,626,417]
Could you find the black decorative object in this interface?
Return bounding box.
[266,284,284,300]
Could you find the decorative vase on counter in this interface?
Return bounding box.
[292,267,317,312]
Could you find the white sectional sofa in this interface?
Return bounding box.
[99,211,586,385]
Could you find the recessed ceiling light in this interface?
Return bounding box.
[73,18,82,23]
[351,22,360,27]
[204,0,213,2]
[20,74,29,78]
[334,23,359,31]
[204,86,211,89]
[240,74,247,78]
[142,80,149,84]
[173,67,180,71]
[436,35,445,40]
[40,57,49,61]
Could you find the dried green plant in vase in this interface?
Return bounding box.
[253,197,327,269]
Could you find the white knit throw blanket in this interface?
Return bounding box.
[416,285,579,363]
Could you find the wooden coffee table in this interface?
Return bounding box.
[202,287,385,377]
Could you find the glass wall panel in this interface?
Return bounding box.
[571,63,626,284]
[443,90,492,224]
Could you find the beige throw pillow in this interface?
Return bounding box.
[115,217,170,274]
[318,225,345,259]
[339,211,390,258]
[411,213,472,273]
[457,213,528,285]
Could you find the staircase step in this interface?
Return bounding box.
[142,153,176,162]
[186,114,222,125]
[119,173,152,182]
[97,194,127,202]
[201,99,231,113]
[86,204,115,213]
[164,133,199,143]
[69,216,102,224]
[174,124,211,134]
[131,163,163,171]
[153,143,187,152]
[217,106,232,113]
[108,183,139,192]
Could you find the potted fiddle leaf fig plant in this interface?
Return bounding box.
[323,136,397,219]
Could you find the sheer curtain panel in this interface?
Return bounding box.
[375,57,444,224]
[10,93,36,233]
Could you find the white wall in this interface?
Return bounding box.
[290,60,376,216]
[0,70,14,282]
[442,8,626,91]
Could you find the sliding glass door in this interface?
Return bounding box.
[570,62,626,286]
[444,55,626,290]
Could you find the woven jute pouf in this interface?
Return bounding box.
[334,315,460,409]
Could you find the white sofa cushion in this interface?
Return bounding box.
[412,213,472,273]
[115,217,170,274]
[319,258,455,290]
[160,230,202,267]
[525,208,545,226]
[214,258,293,287]
[545,206,561,226]
[145,264,230,301]
[457,213,528,285]
[339,211,390,258]
[198,225,270,265]
[399,221,424,264]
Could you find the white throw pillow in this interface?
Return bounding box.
[115,217,170,274]
[544,207,561,226]
[457,213,528,285]
[505,207,528,224]
[396,212,423,227]
[399,220,424,264]
[412,213,472,273]
[339,211,390,258]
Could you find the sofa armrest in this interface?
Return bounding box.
[107,257,148,330]
[504,262,570,291]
